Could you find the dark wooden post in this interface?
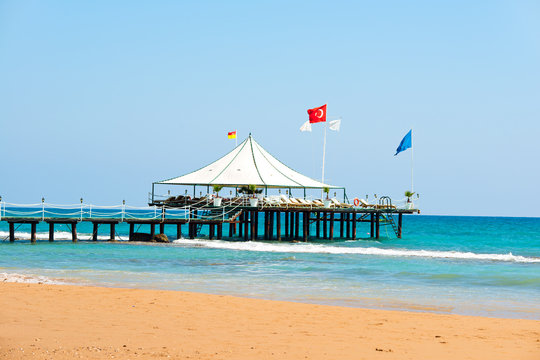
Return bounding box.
[228,222,234,238]
[290,212,294,239]
[150,223,155,240]
[250,211,256,241]
[238,212,243,238]
[189,223,195,239]
[276,211,281,241]
[159,223,165,234]
[294,211,300,240]
[370,213,374,238]
[339,213,344,238]
[110,223,116,241]
[329,212,334,241]
[129,223,134,241]
[244,212,249,241]
[209,223,215,240]
[71,222,77,243]
[284,210,289,239]
[264,211,268,240]
[9,222,15,242]
[49,222,55,242]
[177,223,182,239]
[397,213,403,238]
[346,212,350,239]
[323,212,328,239]
[269,211,274,240]
[302,211,309,242]
[254,211,259,239]
[352,211,357,240]
[217,223,222,240]
[93,222,99,241]
[375,212,380,239]
[316,211,321,238]
[30,222,37,243]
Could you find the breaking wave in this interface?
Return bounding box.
[172,239,540,263]
[0,272,70,285]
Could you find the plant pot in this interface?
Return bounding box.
[249,198,258,207]
[406,202,414,210]
[323,199,332,208]
[213,198,222,207]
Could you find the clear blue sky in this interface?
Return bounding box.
[1,0,539,216]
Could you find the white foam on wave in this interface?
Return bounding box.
[172,239,540,263]
[0,272,70,285]
[0,230,127,241]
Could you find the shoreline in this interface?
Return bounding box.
[1,282,538,359]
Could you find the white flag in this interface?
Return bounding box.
[300,120,312,132]
[329,119,341,131]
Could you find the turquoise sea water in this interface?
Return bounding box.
[1,214,539,319]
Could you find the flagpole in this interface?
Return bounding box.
[321,121,327,198]
[411,132,414,193]
[235,129,238,147]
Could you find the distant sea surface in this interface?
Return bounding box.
[1,215,539,319]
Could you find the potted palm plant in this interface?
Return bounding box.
[239,185,261,207]
[213,185,224,206]
[404,190,415,209]
[323,187,331,208]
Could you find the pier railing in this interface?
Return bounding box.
[0,195,418,223]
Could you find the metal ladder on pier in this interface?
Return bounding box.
[379,196,399,237]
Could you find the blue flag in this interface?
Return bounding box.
[395,130,412,156]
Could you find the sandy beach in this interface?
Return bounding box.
[0,283,538,359]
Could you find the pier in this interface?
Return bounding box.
[0,134,420,243]
[0,197,417,243]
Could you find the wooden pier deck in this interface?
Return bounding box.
[1,203,417,243]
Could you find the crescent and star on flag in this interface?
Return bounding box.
[301,104,341,132]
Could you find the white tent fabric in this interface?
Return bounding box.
[156,134,340,189]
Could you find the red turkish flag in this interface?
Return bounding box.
[307,104,327,123]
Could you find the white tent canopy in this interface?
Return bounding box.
[155,134,341,189]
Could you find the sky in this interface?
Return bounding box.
[1,0,539,216]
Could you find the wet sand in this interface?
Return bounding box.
[0,282,538,359]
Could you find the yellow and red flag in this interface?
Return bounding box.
[227,131,237,139]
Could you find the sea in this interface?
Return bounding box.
[1,210,539,320]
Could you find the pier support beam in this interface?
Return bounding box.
[244,212,249,241]
[329,212,334,241]
[284,211,289,239]
[110,223,115,241]
[370,213,374,238]
[294,212,300,240]
[9,222,14,242]
[129,223,134,241]
[375,212,380,239]
[316,211,321,238]
[49,223,54,242]
[93,223,99,241]
[217,223,222,240]
[209,223,215,240]
[398,213,403,238]
[345,212,350,239]
[71,223,77,243]
[302,211,309,242]
[352,211,357,240]
[250,211,256,241]
[276,211,281,241]
[323,212,327,239]
[339,213,344,239]
[30,223,37,243]
[159,223,165,234]
[150,223,155,240]
[177,224,182,240]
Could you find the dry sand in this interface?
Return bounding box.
[0,282,538,359]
